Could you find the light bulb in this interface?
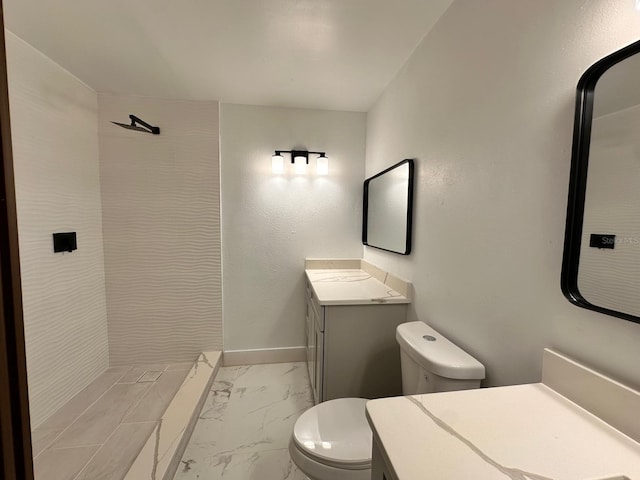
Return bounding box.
[272,154,284,174]
[294,155,307,174]
[317,155,329,175]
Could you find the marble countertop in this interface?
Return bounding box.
[366,351,640,480]
[305,268,410,306]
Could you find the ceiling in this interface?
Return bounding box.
[4,0,452,112]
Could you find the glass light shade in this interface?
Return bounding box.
[272,154,284,174]
[317,155,329,175]
[294,155,307,174]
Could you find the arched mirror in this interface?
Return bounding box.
[562,39,640,324]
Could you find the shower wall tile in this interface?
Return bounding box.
[5,32,110,428]
[98,94,222,365]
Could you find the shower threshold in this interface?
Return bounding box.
[31,351,221,480]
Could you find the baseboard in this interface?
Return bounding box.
[223,347,306,366]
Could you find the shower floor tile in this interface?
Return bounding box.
[52,382,151,448]
[31,360,192,480]
[31,427,64,458]
[124,370,188,422]
[118,364,168,383]
[74,422,157,480]
[37,366,131,432]
[174,362,313,480]
[34,445,99,480]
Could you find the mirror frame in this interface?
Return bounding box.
[561,39,640,325]
[362,158,414,255]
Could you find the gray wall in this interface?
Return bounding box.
[364,0,640,388]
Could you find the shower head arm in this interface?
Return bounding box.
[129,115,160,135]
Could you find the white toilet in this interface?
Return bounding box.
[289,321,485,480]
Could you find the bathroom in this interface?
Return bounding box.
[1,0,640,479]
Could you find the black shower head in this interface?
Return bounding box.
[111,121,152,133]
[111,115,160,135]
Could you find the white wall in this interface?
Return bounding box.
[365,0,640,388]
[221,104,365,351]
[99,94,222,365]
[6,32,108,427]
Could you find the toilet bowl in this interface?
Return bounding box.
[290,321,485,480]
[289,398,371,480]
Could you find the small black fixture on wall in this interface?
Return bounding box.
[272,149,329,175]
[53,232,77,253]
[112,114,160,135]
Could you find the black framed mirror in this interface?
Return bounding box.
[362,159,414,255]
[562,39,640,324]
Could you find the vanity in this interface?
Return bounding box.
[304,258,411,404]
[367,348,640,480]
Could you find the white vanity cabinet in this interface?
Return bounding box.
[304,263,410,404]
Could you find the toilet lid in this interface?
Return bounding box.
[293,398,372,468]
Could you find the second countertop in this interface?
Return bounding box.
[305,259,411,306]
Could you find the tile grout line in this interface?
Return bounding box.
[65,364,174,480]
[33,366,133,461]
[120,379,156,423]
[68,361,193,480]
[122,363,192,424]
[45,443,103,451]
[70,419,159,480]
[69,363,186,480]
[33,362,195,477]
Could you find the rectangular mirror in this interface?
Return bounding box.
[362,159,414,255]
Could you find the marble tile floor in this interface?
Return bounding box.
[32,361,194,480]
[174,362,314,480]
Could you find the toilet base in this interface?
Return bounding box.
[289,438,371,480]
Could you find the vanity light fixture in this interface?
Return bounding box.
[317,154,329,175]
[271,150,329,175]
[272,153,284,174]
[294,154,308,174]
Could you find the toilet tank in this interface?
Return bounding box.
[396,321,485,395]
